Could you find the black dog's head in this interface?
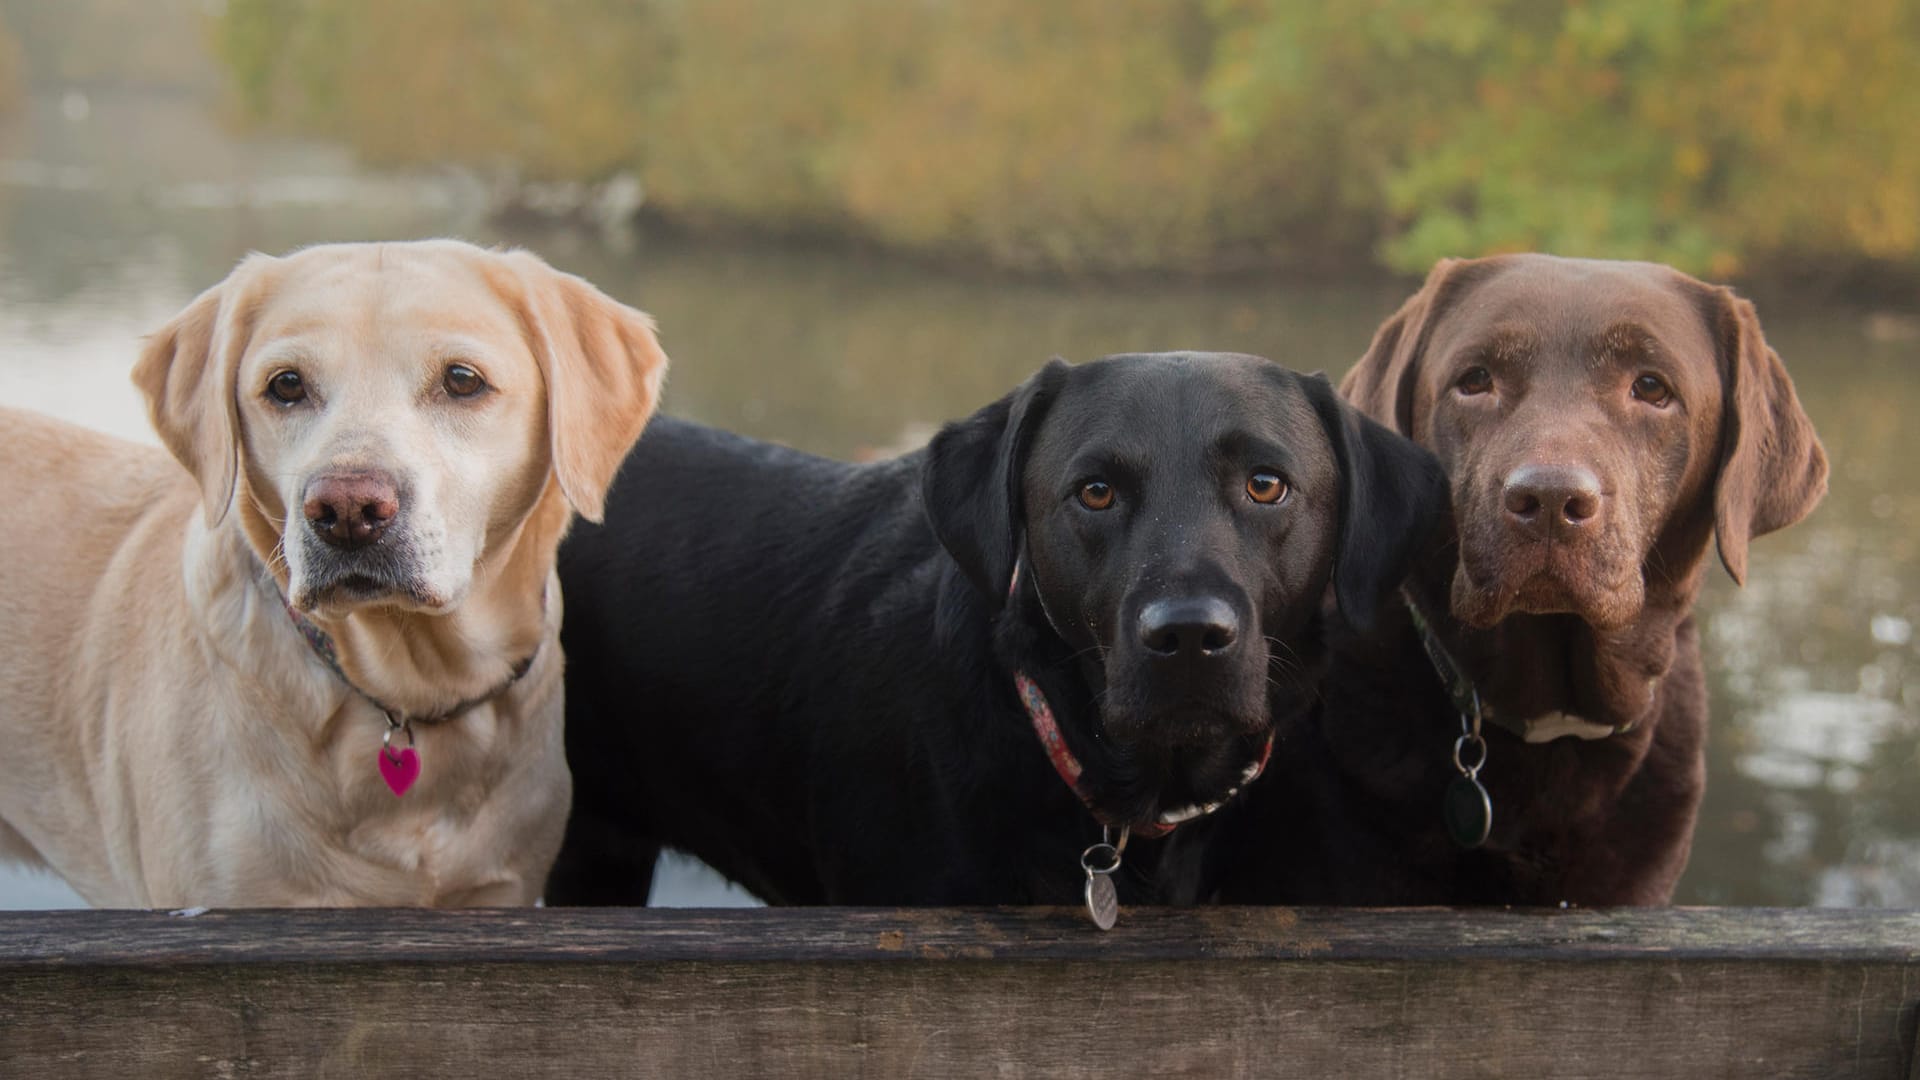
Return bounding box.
[925,352,1447,828]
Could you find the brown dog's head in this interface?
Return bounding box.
[1343,253,1826,642]
[132,240,667,618]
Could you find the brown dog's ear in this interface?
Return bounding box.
[504,251,669,524]
[1339,257,1481,435]
[130,254,274,527]
[1710,291,1828,585]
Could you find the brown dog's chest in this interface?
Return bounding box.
[1300,613,1705,905]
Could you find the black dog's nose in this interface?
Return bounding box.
[1139,597,1240,659]
[304,470,400,550]
[1503,463,1603,534]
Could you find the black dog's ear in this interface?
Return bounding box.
[1302,372,1451,631]
[923,359,1070,606]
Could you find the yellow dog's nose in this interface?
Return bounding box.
[303,469,400,549]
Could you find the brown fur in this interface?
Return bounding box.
[1201,254,1826,905]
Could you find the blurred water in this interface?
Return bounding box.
[0,90,1914,908]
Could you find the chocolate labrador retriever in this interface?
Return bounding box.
[546,352,1445,907]
[1185,255,1827,905]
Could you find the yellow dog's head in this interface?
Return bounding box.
[132,240,667,616]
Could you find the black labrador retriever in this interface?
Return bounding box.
[545,352,1445,906]
[1180,256,1827,905]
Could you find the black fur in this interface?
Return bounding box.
[545,352,1446,906]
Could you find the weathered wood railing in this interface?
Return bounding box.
[2,906,1916,1078]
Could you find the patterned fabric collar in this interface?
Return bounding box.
[1013,670,1274,839]
[265,568,538,726]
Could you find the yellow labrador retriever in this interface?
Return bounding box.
[0,240,666,907]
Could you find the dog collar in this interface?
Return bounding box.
[1012,671,1273,839]
[281,600,538,726]
[261,566,538,797]
[1399,586,1635,850]
[1400,588,1621,744]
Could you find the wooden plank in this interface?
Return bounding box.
[1913,1009,1920,1080]
[0,907,1915,1079]
[5,905,1920,966]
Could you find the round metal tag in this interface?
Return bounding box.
[1443,775,1493,849]
[1084,872,1119,931]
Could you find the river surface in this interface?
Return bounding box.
[1,90,1915,908]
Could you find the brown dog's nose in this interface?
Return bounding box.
[303,470,400,550]
[1503,464,1602,533]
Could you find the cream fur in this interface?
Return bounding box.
[0,240,666,907]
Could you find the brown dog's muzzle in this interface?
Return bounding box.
[1502,463,1604,540]
[1456,448,1647,632]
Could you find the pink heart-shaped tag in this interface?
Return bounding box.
[378,746,421,797]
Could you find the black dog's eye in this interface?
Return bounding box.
[266,370,307,406]
[443,364,487,398]
[1078,480,1115,511]
[1455,366,1493,396]
[1246,471,1288,505]
[1631,373,1673,407]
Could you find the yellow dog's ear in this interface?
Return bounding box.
[130,254,276,527]
[502,251,669,523]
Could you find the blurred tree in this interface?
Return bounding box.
[1209,0,1920,274]
[835,0,1225,270]
[635,0,928,236]
[1705,0,1920,268]
[219,0,666,180]
[212,0,1920,277]
[0,0,220,92]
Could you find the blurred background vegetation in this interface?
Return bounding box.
[0,0,1913,278]
[209,0,1920,278]
[0,0,215,94]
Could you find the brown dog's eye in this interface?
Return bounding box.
[1455,366,1493,396]
[1078,480,1115,511]
[1631,374,1673,407]
[443,364,486,398]
[1246,471,1288,504]
[266,370,306,405]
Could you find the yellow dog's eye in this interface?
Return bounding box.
[1247,471,1288,504]
[444,364,487,398]
[267,370,306,405]
[1078,480,1115,511]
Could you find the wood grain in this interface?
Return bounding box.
[1,907,1916,1078]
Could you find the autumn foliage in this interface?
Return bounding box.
[214,0,1920,276]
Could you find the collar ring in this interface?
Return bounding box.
[381,713,415,764]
